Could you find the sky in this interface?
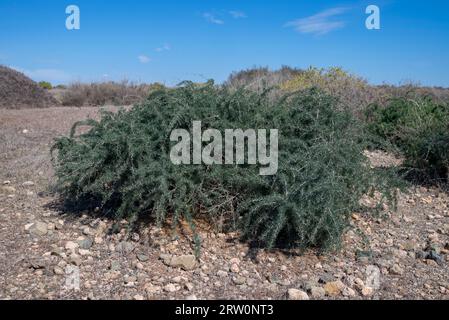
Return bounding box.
[0,0,448,86]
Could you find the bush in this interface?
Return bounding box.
[38,81,53,90]
[52,82,399,251]
[61,81,163,106]
[366,97,449,182]
[281,67,380,117]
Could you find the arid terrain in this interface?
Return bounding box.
[1,106,449,300]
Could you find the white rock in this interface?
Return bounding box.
[22,181,35,187]
[29,222,48,237]
[65,241,79,251]
[164,283,179,293]
[287,289,309,300]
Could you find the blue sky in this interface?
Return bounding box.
[1,0,448,86]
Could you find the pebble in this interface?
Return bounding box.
[65,241,79,251]
[1,186,16,194]
[390,264,404,275]
[164,283,179,293]
[232,276,246,285]
[78,238,93,250]
[217,270,228,277]
[361,286,374,297]
[309,286,326,299]
[287,289,309,300]
[110,260,121,271]
[230,263,240,273]
[137,253,149,262]
[160,254,197,271]
[117,241,135,255]
[29,222,48,237]
[324,281,345,297]
[53,266,65,275]
[69,253,82,266]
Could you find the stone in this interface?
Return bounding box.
[65,241,79,251]
[22,181,35,187]
[230,263,240,273]
[69,253,82,266]
[342,287,356,297]
[390,264,404,275]
[137,253,149,262]
[232,276,246,285]
[28,259,46,270]
[82,227,92,236]
[29,222,48,237]
[53,266,65,275]
[24,223,34,231]
[164,283,179,293]
[1,186,16,194]
[78,238,93,250]
[110,260,121,271]
[217,270,228,277]
[361,286,374,297]
[117,241,135,254]
[78,249,91,256]
[133,294,145,301]
[160,254,197,271]
[309,286,326,299]
[287,289,309,300]
[324,280,345,297]
[145,283,161,295]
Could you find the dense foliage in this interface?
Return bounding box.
[38,81,53,90]
[52,83,399,251]
[366,97,449,182]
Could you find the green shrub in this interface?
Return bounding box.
[366,97,449,181]
[52,82,399,251]
[38,81,52,90]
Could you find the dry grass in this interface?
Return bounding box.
[59,81,164,107]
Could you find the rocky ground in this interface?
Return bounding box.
[1,107,449,300]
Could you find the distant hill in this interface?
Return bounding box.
[0,65,59,109]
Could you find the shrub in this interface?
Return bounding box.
[52,82,399,251]
[281,67,380,117]
[366,97,449,182]
[226,66,302,90]
[61,81,163,106]
[38,81,53,90]
[60,83,86,106]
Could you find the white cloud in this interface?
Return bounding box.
[229,11,247,19]
[10,66,71,83]
[285,7,349,35]
[138,55,151,64]
[203,12,224,25]
[155,43,171,52]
